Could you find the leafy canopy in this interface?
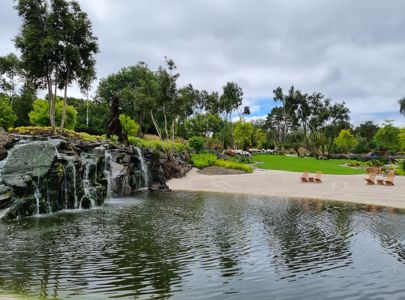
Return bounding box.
[0,97,17,129]
[29,99,77,129]
[119,114,140,137]
[335,129,358,153]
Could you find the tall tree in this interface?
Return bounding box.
[0,53,23,105]
[399,97,405,116]
[15,0,98,133]
[15,0,60,131]
[57,0,98,131]
[219,82,243,148]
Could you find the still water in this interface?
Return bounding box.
[0,192,405,299]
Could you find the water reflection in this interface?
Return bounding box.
[0,192,404,299]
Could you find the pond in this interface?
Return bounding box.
[0,192,405,299]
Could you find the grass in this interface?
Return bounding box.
[253,154,365,175]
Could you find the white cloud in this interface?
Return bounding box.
[1,0,405,125]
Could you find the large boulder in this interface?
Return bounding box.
[0,128,13,161]
[1,140,62,188]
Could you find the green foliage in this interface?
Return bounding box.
[119,114,140,137]
[188,136,204,153]
[69,97,109,135]
[191,153,253,173]
[191,153,218,169]
[374,122,400,153]
[0,98,17,129]
[12,126,102,142]
[12,84,36,126]
[29,99,49,126]
[128,136,188,153]
[254,128,267,149]
[29,99,77,129]
[335,129,357,153]
[253,154,365,175]
[233,121,253,150]
[215,159,253,173]
[399,128,405,151]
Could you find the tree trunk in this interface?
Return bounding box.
[60,70,70,132]
[150,111,162,141]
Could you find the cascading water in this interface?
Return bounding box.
[135,147,149,188]
[80,154,96,209]
[104,150,113,199]
[66,160,78,208]
[33,179,41,216]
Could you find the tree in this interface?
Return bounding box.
[285,130,305,157]
[399,97,405,116]
[15,0,98,133]
[374,121,400,153]
[119,114,140,137]
[334,129,358,162]
[29,98,77,129]
[0,53,23,105]
[15,0,60,131]
[58,0,99,131]
[0,97,17,129]
[399,128,405,151]
[219,82,243,148]
[254,128,267,150]
[97,62,159,136]
[233,121,253,150]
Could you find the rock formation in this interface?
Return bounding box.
[0,133,191,220]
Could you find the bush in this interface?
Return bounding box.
[119,114,140,136]
[128,136,188,153]
[190,153,253,173]
[188,136,204,153]
[215,159,253,173]
[402,160,405,171]
[29,99,77,129]
[0,99,17,129]
[12,126,102,142]
[191,153,218,169]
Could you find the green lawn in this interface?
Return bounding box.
[253,154,365,175]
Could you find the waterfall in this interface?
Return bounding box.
[104,150,113,199]
[135,147,149,188]
[66,160,78,208]
[33,179,41,216]
[80,155,95,209]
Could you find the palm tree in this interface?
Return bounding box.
[399,97,405,116]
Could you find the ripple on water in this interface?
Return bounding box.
[0,192,404,299]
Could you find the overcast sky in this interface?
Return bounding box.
[1,0,405,126]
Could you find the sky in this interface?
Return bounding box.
[1,0,405,126]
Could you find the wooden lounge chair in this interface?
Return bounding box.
[384,170,395,186]
[301,171,309,182]
[364,173,376,185]
[314,171,322,183]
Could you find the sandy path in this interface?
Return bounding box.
[167,168,405,209]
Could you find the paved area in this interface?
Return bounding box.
[168,168,405,208]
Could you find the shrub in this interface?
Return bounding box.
[190,153,253,173]
[29,99,77,129]
[128,136,188,153]
[215,159,253,173]
[12,126,102,142]
[188,136,204,153]
[191,153,218,169]
[402,160,405,171]
[0,99,17,129]
[119,114,140,136]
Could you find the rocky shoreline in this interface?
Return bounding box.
[0,129,192,220]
